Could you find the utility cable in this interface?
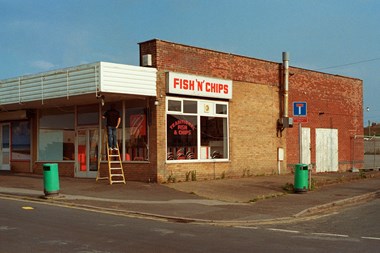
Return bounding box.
[315,57,380,71]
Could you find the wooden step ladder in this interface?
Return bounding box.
[106,143,126,184]
[96,130,126,185]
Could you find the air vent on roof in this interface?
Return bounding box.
[142,54,152,67]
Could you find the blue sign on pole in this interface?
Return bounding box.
[293,102,307,116]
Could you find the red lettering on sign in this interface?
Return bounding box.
[170,120,195,136]
[171,74,231,98]
[196,79,204,91]
[223,84,228,94]
[178,129,192,135]
[205,82,229,94]
[169,120,195,130]
[173,78,195,91]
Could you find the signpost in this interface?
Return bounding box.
[293,102,307,163]
[293,101,308,123]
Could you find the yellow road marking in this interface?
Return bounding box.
[22,206,34,210]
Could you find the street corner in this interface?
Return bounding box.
[293,191,380,218]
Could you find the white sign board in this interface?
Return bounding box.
[167,72,233,99]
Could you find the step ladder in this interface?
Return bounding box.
[96,130,126,185]
[106,143,126,184]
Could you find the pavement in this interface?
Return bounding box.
[1,170,380,225]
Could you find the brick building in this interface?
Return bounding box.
[0,39,363,182]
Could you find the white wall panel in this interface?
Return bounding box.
[100,62,157,96]
[316,128,338,172]
[301,127,311,165]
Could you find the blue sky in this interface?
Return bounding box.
[1,0,380,123]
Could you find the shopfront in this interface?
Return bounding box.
[0,62,157,179]
[36,99,151,178]
[1,39,364,182]
[165,72,232,162]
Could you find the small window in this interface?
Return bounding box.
[168,100,181,112]
[216,104,227,114]
[183,100,197,113]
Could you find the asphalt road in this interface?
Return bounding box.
[0,197,379,253]
[260,198,380,240]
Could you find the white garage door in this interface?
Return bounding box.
[301,127,311,165]
[316,128,338,172]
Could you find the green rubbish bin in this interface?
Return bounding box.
[294,164,308,193]
[43,163,60,196]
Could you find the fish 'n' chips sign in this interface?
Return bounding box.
[167,72,233,99]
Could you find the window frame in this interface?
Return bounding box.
[37,106,75,162]
[166,97,229,163]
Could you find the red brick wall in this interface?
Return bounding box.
[10,161,31,173]
[139,39,363,181]
[287,68,363,171]
[33,162,75,177]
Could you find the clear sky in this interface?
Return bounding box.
[1,0,379,124]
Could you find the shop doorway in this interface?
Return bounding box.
[76,128,99,178]
[0,123,10,171]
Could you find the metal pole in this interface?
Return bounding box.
[374,136,376,169]
[368,120,371,136]
[299,123,302,163]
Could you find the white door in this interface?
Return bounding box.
[0,123,11,171]
[316,128,338,172]
[76,128,99,178]
[301,127,311,165]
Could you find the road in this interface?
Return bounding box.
[0,197,379,253]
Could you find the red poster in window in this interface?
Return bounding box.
[130,114,146,138]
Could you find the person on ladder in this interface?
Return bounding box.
[102,104,121,151]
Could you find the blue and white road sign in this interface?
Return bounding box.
[293,102,307,116]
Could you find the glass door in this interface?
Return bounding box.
[0,123,11,171]
[76,128,99,178]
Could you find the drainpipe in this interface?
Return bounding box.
[277,52,292,132]
[283,52,289,118]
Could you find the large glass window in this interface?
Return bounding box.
[37,101,151,163]
[124,99,149,161]
[167,115,197,160]
[11,121,31,160]
[78,104,99,126]
[166,98,228,161]
[201,117,228,159]
[38,107,75,161]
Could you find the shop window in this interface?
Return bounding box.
[100,102,122,159]
[183,100,197,114]
[78,104,99,126]
[11,121,31,160]
[124,99,149,161]
[201,117,228,159]
[39,107,74,129]
[216,104,227,114]
[166,97,228,161]
[168,100,181,112]
[38,107,75,161]
[167,115,197,160]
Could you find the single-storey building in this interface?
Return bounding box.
[0,39,363,183]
